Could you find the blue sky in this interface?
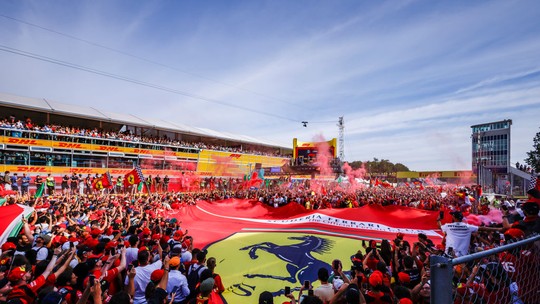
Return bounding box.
[1,0,539,171]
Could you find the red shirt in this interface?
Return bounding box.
[7,275,46,304]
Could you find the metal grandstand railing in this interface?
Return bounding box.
[430,234,540,304]
[0,127,200,152]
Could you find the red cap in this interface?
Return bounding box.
[106,241,118,249]
[1,242,16,252]
[142,228,151,236]
[88,253,104,260]
[504,228,525,240]
[68,236,79,243]
[90,228,102,237]
[368,271,383,287]
[152,234,161,241]
[150,269,164,282]
[86,238,99,248]
[397,272,411,283]
[8,266,27,282]
[399,298,413,304]
[173,230,183,241]
[138,246,148,253]
[396,233,404,239]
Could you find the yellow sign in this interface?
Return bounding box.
[208,232,362,303]
[396,171,474,178]
[0,136,198,159]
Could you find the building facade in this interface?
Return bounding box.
[471,120,512,194]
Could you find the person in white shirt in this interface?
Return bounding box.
[125,235,139,267]
[124,245,163,304]
[313,267,334,303]
[437,211,499,257]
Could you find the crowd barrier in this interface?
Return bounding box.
[430,234,540,304]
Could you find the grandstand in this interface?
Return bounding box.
[0,92,291,190]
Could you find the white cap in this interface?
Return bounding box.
[333,277,344,290]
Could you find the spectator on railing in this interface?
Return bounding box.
[1,117,285,157]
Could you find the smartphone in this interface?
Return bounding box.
[89,275,95,286]
[303,280,310,289]
[308,289,314,296]
[284,286,291,295]
[439,211,444,219]
[128,264,134,271]
[70,242,74,249]
[332,260,339,270]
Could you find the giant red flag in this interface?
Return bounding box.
[164,199,444,304]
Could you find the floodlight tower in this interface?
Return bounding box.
[338,116,344,161]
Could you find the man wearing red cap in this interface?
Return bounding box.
[364,270,392,303]
[7,246,62,304]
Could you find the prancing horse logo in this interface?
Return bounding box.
[239,235,334,293]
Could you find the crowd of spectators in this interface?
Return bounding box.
[0,170,539,303]
[0,116,285,157]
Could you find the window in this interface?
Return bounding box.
[72,154,107,168]
[108,156,137,168]
[1,151,29,165]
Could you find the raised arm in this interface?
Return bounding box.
[22,216,35,243]
[53,248,76,278]
[158,255,171,290]
[41,247,62,279]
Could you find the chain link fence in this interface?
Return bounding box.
[430,234,540,304]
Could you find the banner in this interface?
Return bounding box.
[166,199,443,303]
[0,204,34,245]
[124,167,144,188]
[93,172,113,190]
[34,183,45,198]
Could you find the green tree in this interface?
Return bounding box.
[525,127,540,172]
[348,158,410,174]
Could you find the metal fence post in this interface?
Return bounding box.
[430,254,453,304]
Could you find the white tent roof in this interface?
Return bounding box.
[0,92,289,149]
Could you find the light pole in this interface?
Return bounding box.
[476,132,483,190]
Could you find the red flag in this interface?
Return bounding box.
[124,167,144,188]
[92,173,112,190]
[92,177,102,190]
[382,181,393,188]
[101,172,112,189]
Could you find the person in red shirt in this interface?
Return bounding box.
[6,247,62,304]
[206,257,225,294]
